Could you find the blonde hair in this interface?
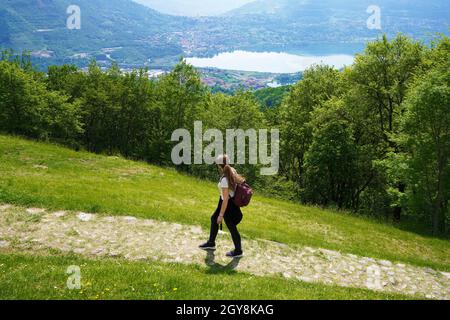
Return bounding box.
[216,154,245,190]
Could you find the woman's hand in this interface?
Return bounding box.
[217,215,224,225]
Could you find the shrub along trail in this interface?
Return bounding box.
[1,204,449,300]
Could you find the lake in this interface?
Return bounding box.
[186,50,355,73]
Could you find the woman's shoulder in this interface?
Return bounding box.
[220,175,229,185]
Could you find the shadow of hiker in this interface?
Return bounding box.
[204,250,242,274]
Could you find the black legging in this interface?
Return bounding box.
[208,197,243,253]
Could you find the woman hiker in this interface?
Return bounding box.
[199,154,245,258]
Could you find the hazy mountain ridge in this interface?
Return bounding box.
[186,0,449,57]
[225,0,450,17]
[133,0,255,17]
[1,0,448,69]
[0,0,188,66]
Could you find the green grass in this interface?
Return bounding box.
[0,252,414,300]
[0,135,449,271]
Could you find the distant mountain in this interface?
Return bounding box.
[133,0,255,17]
[215,0,450,53]
[225,0,297,16]
[0,0,187,67]
[1,0,448,70]
[226,0,450,18]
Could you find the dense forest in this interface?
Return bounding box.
[0,34,448,236]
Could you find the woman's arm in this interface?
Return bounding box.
[217,188,229,225]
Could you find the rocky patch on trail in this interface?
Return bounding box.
[0,204,449,300]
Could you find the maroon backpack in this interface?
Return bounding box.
[233,181,254,207]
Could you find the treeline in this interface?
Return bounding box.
[0,49,266,186]
[275,35,449,235]
[0,34,449,235]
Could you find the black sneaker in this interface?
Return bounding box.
[226,250,243,258]
[199,242,216,250]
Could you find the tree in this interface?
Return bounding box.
[41,91,83,146]
[202,91,263,131]
[46,65,79,93]
[192,90,264,181]
[152,60,206,165]
[303,99,361,209]
[78,61,118,153]
[0,59,82,144]
[399,53,449,234]
[115,68,157,159]
[349,34,424,138]
[280,65,342,186]
[0,60,41,137]
[346,34,425,221]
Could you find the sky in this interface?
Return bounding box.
[133,0,256,16]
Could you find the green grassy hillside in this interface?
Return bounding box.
[0,135,449,271]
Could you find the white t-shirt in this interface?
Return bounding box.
[218,176,235,200]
